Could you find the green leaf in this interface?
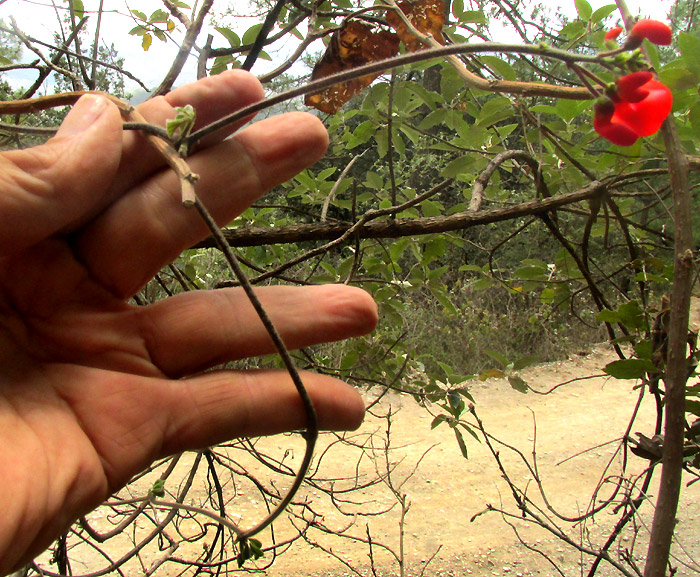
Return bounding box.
[603,359,655,379]
[679,32,700,78]
[480,55,516,81]
[448,390,462,411]
[634,339,653,361]
[476,96,513,127]
[529,104,558,117]
[560,20,586,39]
[364,171,383,190]
[130,9,148,21]
[129,25,149,36]
[454,428,469,459]
[242,23,264,46]
[485,349,509,368]
[458,421,480,442]
[419,109,447,130]
[687,400,700,417]
[596,308,621,323]
[249,538,264,559]
[431,414,449,429]
[515,265,547,280]
[617,300,646,330]
[421,200,443,218]
[459,10,487,24]
[441,155,474,178]
[555,99,591,123]
[470,276,494,291]
[406,83,441,109]
[512,354,539,371]
[453,386,475,403]
[479,368,506,381]
[574,0,593,21]
[149,9,170,23]
[215,26,240,48]
[150,479,165,497]
[210,55,234,75]
[166,104,196,139]
[645,41,661,71]
[591,5,617,23]
[71,0,84,19]
[375,127,389,158]
[508,375,529,393]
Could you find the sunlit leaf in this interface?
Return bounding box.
[574,0,593,21]
[129,25,149,36]
[591,5,617,23]
[149,9,170,23]
[215,26,240,48]
[69,0,84,19]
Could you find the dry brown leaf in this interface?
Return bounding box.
[305,21,400,114]
[385,0,446,52]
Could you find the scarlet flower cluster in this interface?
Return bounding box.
[594,19,674,145]
[594,72,673,146]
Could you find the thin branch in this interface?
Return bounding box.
[152,0,215,96]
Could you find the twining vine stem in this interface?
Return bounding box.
[191,196,319,542]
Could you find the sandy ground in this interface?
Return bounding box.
[258,346,699,577]
[35,346,700,576]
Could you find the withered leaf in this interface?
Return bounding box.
[304,0,446,114]
[385,0,446,52]
[305,21,400,114]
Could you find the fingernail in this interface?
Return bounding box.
[57,95,109,137]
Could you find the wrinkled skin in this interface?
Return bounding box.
[0,70,377,574]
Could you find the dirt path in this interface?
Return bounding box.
[259,346,699,577]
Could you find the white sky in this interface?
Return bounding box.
[2,0,674,96]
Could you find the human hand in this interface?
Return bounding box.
[0,71,377,574]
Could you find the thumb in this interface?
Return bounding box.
[0,94,123,256]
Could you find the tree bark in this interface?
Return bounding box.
[642,120,692,577]
[194,182,605,249]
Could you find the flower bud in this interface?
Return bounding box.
[605,26,624,41]
[629,19,672,46]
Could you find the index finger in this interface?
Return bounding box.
[107,70,265,200]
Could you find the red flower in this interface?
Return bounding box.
[593,72,673,146]
[605,26,624,41]
[628,19,672,46]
